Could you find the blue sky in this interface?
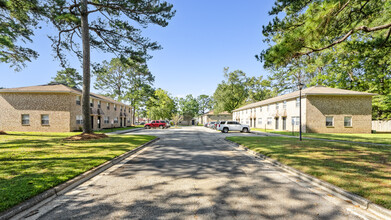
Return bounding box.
[0,0,275,98]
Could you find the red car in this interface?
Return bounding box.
[144,120,167,129]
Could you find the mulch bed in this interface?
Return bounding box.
[0,131,7,135]
[64,133,108,141]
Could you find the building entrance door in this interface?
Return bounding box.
[124,117,126,127]
[275,117,279,130]
[97,116,101,129]
[120,118,123,127]
[282,117,286,130]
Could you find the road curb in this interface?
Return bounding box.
[0,137,160,220]
[224,138,391,219]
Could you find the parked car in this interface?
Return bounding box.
[218,121,250,133]
[215,121,226,131]
[208,121,216,129]
[144,120,167,129]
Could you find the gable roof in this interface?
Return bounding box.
[0,84,128,106]
[204,110,232,116]
[233,85,376,112]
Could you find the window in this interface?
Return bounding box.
[114,117,119,123]
[76,96,81,105]
[104,116,109,124]
[76,115,83,124]
[258,118,262,125]
[296,98,300,107]
[22,114,30,125]
[120,106,123,112]
[227,121,235,124]
[283,101,287,109]
[98,100,101,108]
[267,117,272,125]
[124,107,126,112]
[344,116,352,127]
[326,116,334,127]
[114,104,117,111]
[259,107,262,112]
[276,103,279,110]
[41,115,49,125]
[291,116,300,126]
[90,98,94,107]
[107,103,110,110]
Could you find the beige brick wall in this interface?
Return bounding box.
[306,95,372,133]
[69,96,132,131]
[0,93,72,132]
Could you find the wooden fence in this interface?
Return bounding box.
[372,120,391,132]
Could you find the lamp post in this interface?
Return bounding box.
[298,83,304,141]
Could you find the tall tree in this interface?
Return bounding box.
[51,68,82,87]
[44,0,175,133]
[178,94,199,125]
[260,0,391,119]
[94,58,155,124]
[0,0,41,70]
[94,58,130,101]
[213,68,248,113]
[197,95,213,115]
[146,89,176,120]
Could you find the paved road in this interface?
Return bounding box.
[19,127,370,219]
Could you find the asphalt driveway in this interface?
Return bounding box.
[18,127,369,219]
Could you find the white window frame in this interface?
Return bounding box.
[76,115,83,125]
[22,114,30,125]
[41,114,49,125]
[344,116,352,127]
[326,116,334,127]
[76,96,81,105]
[267,117,272,125]
[258,118,262,125]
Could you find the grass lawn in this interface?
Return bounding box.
[227,136,391,209]
[0,132,155,212]
[251,128,391,145]
[97,125,144,133]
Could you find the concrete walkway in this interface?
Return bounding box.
[18,127,374,219]
[251,130,391,146]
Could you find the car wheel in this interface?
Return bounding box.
[159,125,164,129]
[242,128,249,133]
[145,125,150,129]
[223,127,229,133]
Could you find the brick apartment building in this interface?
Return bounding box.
[0,84,132,132]
[232,86,376,133]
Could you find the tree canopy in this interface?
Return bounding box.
[178,94,199,123]
[51,68,82,88]
[260,0,391,119]
[0,0,41,70]
[213,68,275,113]
[146,89,176,120]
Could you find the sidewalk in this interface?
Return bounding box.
[251,130,391,146]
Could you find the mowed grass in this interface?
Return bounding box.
[251,128,391,145]
[0,132,155,212]
[226,136,391,209]
[97,125,144,133]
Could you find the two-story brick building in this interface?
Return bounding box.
[0,84,132,132]
[232,86,376,133]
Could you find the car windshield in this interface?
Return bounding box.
[220,121,226,124]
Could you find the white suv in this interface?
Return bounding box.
[218,121,250,133]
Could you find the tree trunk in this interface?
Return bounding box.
[81,0,92,133]
[133,105,136,126]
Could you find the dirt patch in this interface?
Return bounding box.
[64,133,108,141]
[0,130,7,135]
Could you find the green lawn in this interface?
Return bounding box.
[251,128,391,145]
[97,125,144,133]
[227,136,391,209]
[0,132,155,212]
